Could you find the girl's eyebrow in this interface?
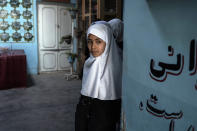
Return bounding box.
[88,38,102,41]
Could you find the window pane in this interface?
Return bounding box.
[85,0,89,14]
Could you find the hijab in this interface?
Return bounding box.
[81,22,122,100]
[108,18,123,43]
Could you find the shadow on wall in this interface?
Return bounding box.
[147,0,197,43]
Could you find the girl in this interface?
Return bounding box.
[75,21,122,131]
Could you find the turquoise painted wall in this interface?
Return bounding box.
[0,0,77,75]
[123,0,197,130]
[0,0,38,74]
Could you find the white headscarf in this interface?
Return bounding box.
[81,23,122,100]
[108,18,123,42]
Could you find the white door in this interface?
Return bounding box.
[58,6,72,49]
[38,4,73,73]
[40,51,58,72]
[38,4,58,50]
[58,50,71,70]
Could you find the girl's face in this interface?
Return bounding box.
[87,34,106,57]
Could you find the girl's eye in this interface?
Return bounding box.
[87,40,93,44]
[95,40,101,44]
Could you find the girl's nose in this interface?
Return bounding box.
[91,42,96,49]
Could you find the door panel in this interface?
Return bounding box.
[40,51,58,72]
[58,7,72,49]
[39,5,58,50]
[58,50,71,70]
